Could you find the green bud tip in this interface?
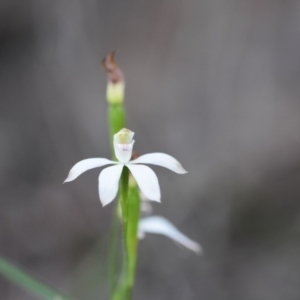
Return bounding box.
[102,51,125,104]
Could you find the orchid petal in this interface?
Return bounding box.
[126,164,160,202]
[64,158,115,183]
[139,216,202,254]
[131,153,187,174]
[99,164,123,206]
[113,141,134,163]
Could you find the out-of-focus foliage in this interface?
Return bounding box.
[1,1,300,299]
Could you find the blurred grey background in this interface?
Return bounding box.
[1,0,300,299]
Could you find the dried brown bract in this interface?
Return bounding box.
[102,51,124,84]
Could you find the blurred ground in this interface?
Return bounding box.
[1,0,300,299]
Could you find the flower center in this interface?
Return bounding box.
[114,128,134,144]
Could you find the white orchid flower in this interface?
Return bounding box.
[138,216,202,254]
[64,128,187,206]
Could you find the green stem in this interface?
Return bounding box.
[111,167,132,300]
[108,104,126,156]
[113,167,130,300]
[126,181,141,294]
[114,179,140,300]
[0,257,74,300]
[106,99,140,300]
[120,167,129,269]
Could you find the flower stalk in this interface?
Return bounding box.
[102,52,139,300]
[103,52,128,298]
[126,179,141,288]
